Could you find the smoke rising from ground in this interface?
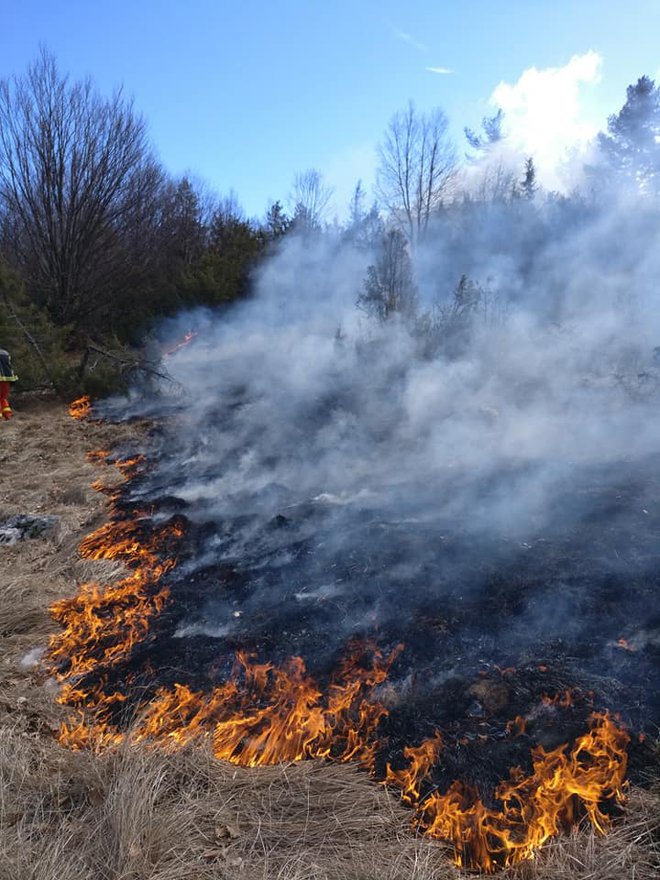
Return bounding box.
[151,197,660,513]
[104,187,660,715]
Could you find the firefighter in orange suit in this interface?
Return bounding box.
[0,349,18,419]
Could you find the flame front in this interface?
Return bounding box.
[132,643,399,767]
[48,430,632,873]
[403,712,629,870]
[48,454,180,689]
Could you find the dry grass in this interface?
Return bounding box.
[0,721,439,880]
[503,787,660,880]
[0,723,658,880]
[1,396,659,879]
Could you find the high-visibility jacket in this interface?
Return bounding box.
[0,349,18,382]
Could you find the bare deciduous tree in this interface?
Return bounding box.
[468,159,519,203]
[0,49,159,330]
[289,168,333,231]
[376,102,456,244]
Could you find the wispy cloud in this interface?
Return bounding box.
[426,66,453,75]
[390,25,427,53]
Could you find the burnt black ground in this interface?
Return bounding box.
[59,437,660,797]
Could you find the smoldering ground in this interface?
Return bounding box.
[99,191,660,739]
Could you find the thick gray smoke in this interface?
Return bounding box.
[105,189,660,692]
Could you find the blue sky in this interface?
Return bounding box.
[3,1,660,218]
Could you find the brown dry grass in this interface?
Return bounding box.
[1,395,659,880]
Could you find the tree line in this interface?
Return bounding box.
[0,49,658,395]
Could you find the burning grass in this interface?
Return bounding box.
[0,719,658,880]
[53,669,632,871]
[412,712,629,870]
[44,433,638,871]
[1,396,659,878]
[68,395,92,421]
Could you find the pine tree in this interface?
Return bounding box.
[357,228,418,323]
[597,75,660,193]
[520,157,537,199]
[264,201,291,240]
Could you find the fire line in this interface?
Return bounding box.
[46,407,631,872]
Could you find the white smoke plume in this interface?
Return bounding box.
[102,181,660,712]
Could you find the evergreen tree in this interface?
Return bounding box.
[264,201,291,240]
[520,157,537,200]
[597,75,660,194]
[464,108,505,151]
[183,202,264,306]
[357,228,418,323]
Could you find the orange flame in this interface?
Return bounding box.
[48,441,632,873]
[541,689,573,708]
[49,575,170,677]
[57,644,400,766]
[163,330,197,359]
[386,732,444,806]
[86,450,110,464]
[505,715,527,737]
[129,644,400,767]
[113,455,146,479]
[48,452,180,680]
[69,395,91,420]
[417,712,628,870]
